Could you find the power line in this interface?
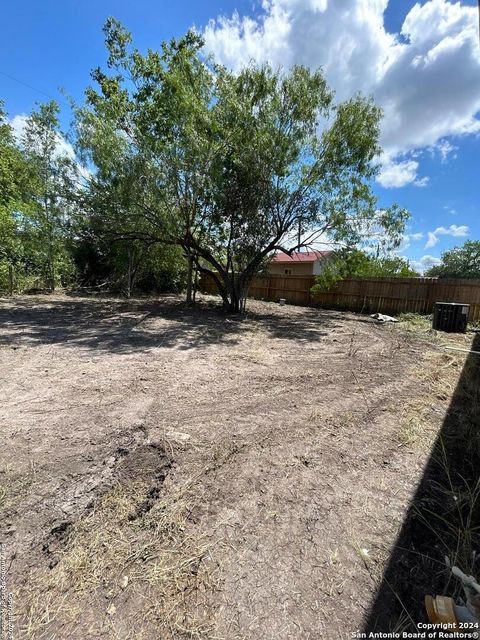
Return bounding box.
[0,69,68,105]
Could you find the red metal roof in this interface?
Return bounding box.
[270,250,332,264]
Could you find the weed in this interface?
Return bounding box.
[19,478,219,639]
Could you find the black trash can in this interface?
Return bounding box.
[432,302,470,333]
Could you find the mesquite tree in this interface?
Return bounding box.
[0,103,28,292]
[76,19,408,312]
[22,102,78,290]
[426,241,480,279]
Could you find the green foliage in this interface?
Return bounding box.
[0,100,80,293]
[71,222,187,295]
[0,92,188,297]
[75,19,409,311]
[0,104,34,203]
[136,244,187,293]
[20,101,78,290]
[0,103,29,266]
[425,241,480,279]
[312,248,418,293]
[1,19,411,305]
[0,102,35,292]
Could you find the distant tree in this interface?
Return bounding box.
[2,96,185,297]
[312,247,418,292]
[0,110,20,291]
[0,102,35,293]
[425,241,480,279]
[72,215,187,296]
[21,101,78,290]
[75,18,409,312]
[71,138,187,295]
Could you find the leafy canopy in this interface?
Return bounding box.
[19,101,79,290]
[312,248,419,293]
[76,18,409,311]
[426,241,480,279]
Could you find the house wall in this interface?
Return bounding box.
[313,260,323,276]
[268,262,314,276]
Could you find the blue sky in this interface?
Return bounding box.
[1,0,479,272]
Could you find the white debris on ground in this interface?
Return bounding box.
[371,313,399,323]
[165,430,191,442]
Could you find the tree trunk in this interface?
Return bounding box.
[125,247,141,298]
[192,268,198,304]
[220,274,250,313]
[186,253,194,304]
[197,263,253,313]
[126,256,132,298]
[51,259,55,292]
[8,264,14,296]
[45,261,55,292]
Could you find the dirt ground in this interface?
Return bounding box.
[0,293,473,639]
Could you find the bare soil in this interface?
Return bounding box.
[0,294,472,639]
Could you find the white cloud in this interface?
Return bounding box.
[9,114,26,139]
[377,154,419,188]
[396,235,411,252]
[10,114,76,160]
[9,113,91,181]
[411,254,442,273]
[395,231,424,253]
[425,231,439,248]
[443,205,458,216]
[410,232,423,241]
[424,223,469,248]
[413,176,429,187]
[436,139,458,162]
[204,0,480,187]
[438,224,469,236]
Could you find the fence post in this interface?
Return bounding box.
[266,276,272,301]
[427,279,437,314]
[307,276,313,304]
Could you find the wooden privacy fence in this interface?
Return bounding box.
[200,273,480,322]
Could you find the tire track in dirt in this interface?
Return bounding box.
[0,294,448,639]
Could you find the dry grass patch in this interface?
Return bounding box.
[398,312,475,350]
[398,412,426,448]
[380,320,480,631]
[218,324,274,366]
[393,322,470,451]
[0,461,37,513]
[20,476,220,640]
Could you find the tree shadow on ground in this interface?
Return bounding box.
[363,333,480,633]
[0,294,340,354]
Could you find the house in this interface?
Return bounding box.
[268,250,332,276]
